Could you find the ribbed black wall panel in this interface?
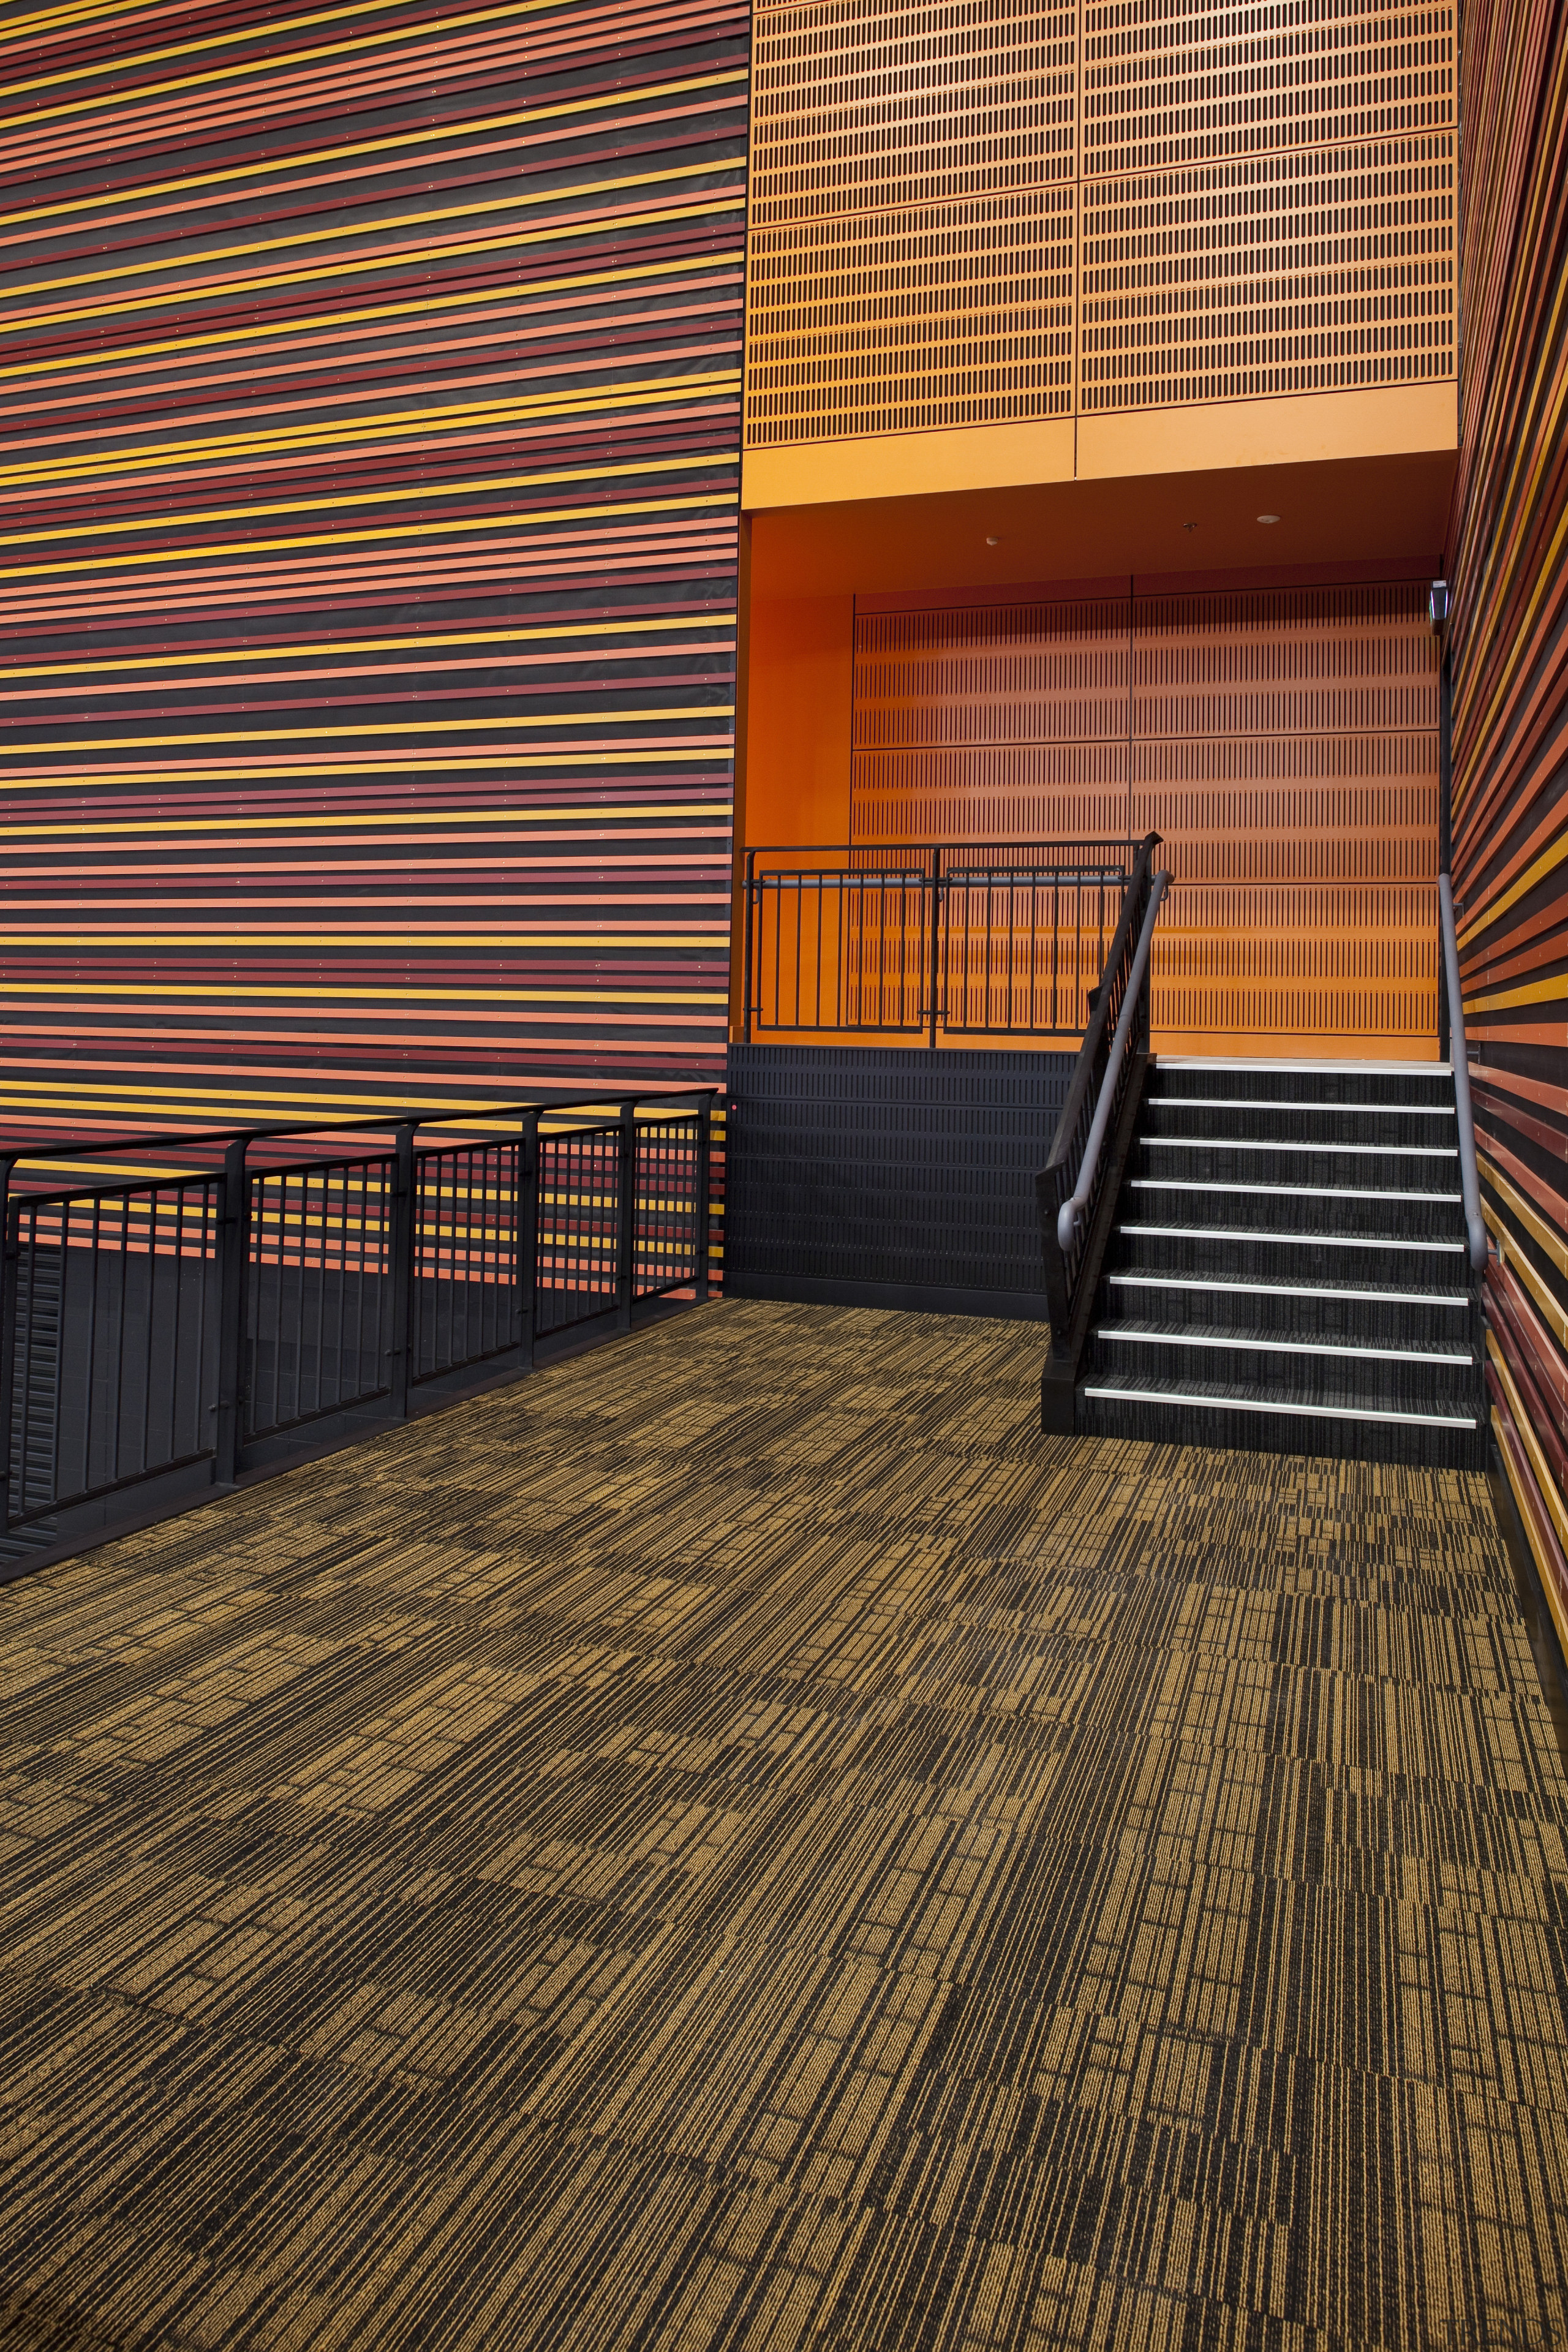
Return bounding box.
[724,1046,1073,1316]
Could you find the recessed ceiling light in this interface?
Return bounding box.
[985,534,1001,546]
[1183,521,1197,532]
[1257,513,1281,525]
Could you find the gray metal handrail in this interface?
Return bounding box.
[1438,870,1488,1272]
[1056,870,1171,1253]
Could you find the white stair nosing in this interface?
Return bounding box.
[1148,1096,1455,1117]
[1153,1056,1453,1076]
[1106,1272,1470,1307]
[1129,1179,1463,1203]
[1143,1137,1458,1158]
[1080,1382,1479,1431]
[1095,1325,1472,1366]
[1118,1223,1466,1253]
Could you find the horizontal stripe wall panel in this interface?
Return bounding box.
[1449,0,1568,1639]
[0,0,747,1139]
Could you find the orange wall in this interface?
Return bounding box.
[742,595,854,849]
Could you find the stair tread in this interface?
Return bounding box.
[1079,1371,1480,1430]
[1094,1320,1474,1366]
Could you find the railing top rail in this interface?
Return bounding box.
[747,836,1146,858]
[1438,871,1488,1273]
[0,1086,722,1178]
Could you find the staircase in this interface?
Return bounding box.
[1075,1057,1487,1468]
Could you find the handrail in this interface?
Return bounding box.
[1040,834,1160,1178]
[1439,870,1488,1272]
[1057,870,1171,1252]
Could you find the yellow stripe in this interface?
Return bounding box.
[0,251,742,390]
[1491,1404,1568,1662]
[6,0,677,113]
[0,461,733,554]
[8,72,744,234]
[1488,1333,1568,1556]
[0,378,741,491]
[1483,1199,1568,1351]
[0,982,726,1004]
[1464,971,1568,1014]
[7,162,742,325]
[1477,1149,1568,1278]
[0,497,733,579]
[2,194,744,344]
[0,935,728,948]
[0,616,736,682]
[1457,829,1568,950]
[0,804,723,829]
[4,709,733,753]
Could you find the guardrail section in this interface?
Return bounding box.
[0,1090,720,1567]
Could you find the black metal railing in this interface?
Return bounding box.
[0,1090,720,1561]
[1438,872,1488,1271]
[1036,835,1166,1359]
[742,840,1145,1042]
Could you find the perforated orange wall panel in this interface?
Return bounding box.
[851,584,1439,1051]
[745,0,1458,448]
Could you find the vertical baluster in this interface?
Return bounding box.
[695,1097,712,1304]
[519,1111,539,1367]
[214,1136,249,1483]
[390,1121,415,1419]
[616,1104,636,1332]
[137,1191,157,1477]
[112,1189,133,1485]
[928,846,943,1048]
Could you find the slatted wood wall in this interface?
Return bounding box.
[1449,0,1568,1645]
[852,582,1440,1054]
[0,0,746,1140]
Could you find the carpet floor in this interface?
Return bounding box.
[2,1298,1566,2351]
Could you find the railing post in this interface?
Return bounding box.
[519,1109,540,1369]
[389,1119,417,1417]
[214,1135,249,1486]
[695,1095,712,1304]
[616,1102,637,1332]
[928,845,943,1048]
[742,850,755,1045]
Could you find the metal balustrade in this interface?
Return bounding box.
[741,840,1143,1044]
[0,1091,720,1569]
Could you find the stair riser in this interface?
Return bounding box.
[1144,1104,1458,1148]
[1114,1229,1471,1289]
[1085,1337,1480,1410]
[1136,1143,1462,1191]
[1127,1185,1464,1239]
[1147,1069,1456,1109]
[1102,1283,1477,1348]
[1077,1390,1488,1470]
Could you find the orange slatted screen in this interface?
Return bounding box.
[851,584,1439,1053]
[745,0,1457,446]
[747,0,1077,443]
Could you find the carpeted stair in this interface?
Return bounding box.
[1076,1057,1487,1466]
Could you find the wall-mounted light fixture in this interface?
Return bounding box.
[1428,579,1450,635]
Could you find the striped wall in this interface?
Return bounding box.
[1449,0,1568,1641]
[0,0,747,1140]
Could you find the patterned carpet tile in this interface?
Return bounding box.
[1,1299,1566,2350]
